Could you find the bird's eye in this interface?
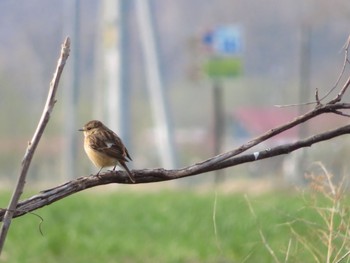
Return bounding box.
[86,127,91,130]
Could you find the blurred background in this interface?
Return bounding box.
[2,1,350,262]
[0,0,350,190]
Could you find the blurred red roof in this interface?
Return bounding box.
[232,107,349,141]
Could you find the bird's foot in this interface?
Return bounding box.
[95,172,103,179]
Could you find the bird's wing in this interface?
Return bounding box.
[89,131,131,162]
[102,141,129,162]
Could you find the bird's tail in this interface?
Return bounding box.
[120,162,135,183]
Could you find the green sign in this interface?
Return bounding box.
[203,57,243,78]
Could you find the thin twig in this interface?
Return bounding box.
[0,37,70,254]
[318,35,350,102]
[284,238,292,263]
[289,225,322,263]
[245,195,280,263]
[212,190,222,254]
[336,250,350,263]
[317,162,336,197]
[326,199,336,263]
[332,110,350,118]
[334,208,350,263]
[259,230,280,263]
[274,101,316,108]
[329,76,350,104]
[301,165,350,262]
[276,34,350,108]
[315,88,321,106]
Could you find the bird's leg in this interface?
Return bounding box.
[107,165,117,173]
[96,167,103,179]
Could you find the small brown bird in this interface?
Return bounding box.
[79,120,135,183]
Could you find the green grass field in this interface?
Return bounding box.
[0,188,348,263]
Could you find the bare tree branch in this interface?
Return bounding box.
[0,37,70,253]
[329,75,350,104]
[1,106,350,221]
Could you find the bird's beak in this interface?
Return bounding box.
[78,128,84,132]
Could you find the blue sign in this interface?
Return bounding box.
[202,25,243,56]
[214,26,242,55]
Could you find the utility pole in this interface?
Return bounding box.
[97,0,130,144]
[297,22,311,183]
[135,0,176,168]
[213,80,225,184]
[63,0,80,180]
[89,0,133,177]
